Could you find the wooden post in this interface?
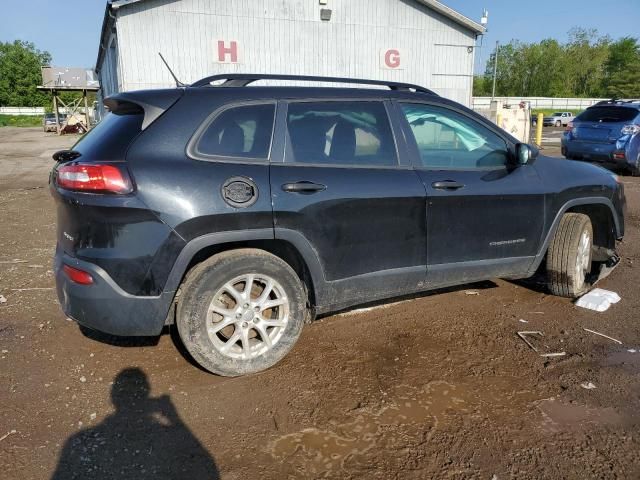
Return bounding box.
[53,91,60,135]
[83,89,90,131]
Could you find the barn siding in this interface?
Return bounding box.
[105,0,477,105]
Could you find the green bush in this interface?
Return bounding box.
[0,114,42,127]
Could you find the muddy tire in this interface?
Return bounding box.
[546,213,593,298]
[176,249,307,376]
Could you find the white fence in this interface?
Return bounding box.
[472,97,608,111]
[0,106,45,116]
[0,107,96,118]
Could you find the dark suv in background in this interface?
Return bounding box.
[562,100,640,175]
[51,74,625,376]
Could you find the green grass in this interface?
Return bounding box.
[531,109,584,117]
[0,115,42,127]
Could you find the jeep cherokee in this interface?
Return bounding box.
[50,74,626,376]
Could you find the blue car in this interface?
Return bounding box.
[562,100,640,175]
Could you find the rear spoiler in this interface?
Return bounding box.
[103,89,184,130]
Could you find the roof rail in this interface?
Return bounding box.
[190,73,436,95]
[594,99,640,106]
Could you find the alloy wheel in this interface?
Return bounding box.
[206,274,289,360]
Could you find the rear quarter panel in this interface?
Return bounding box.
[123,89,276,297]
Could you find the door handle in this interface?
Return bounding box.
[431,180,465,190]
[281,181,327,194]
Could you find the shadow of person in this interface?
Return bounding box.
[51,368,219,480]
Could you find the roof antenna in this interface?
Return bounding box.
[158,52,186,87]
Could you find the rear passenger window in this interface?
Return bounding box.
[400,103,509,169]
[195,104,275,159]
[286,102,397,166]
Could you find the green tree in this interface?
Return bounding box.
[604,37,640,97]
[564,28,610,97]
[481,29,639,98]
[606,63,640,98]
[0,40,52,107]
[472,75,491,96]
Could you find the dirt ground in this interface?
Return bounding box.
[1,126,639,480]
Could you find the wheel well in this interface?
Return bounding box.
[566,204,617,255]
[181,239,317,307]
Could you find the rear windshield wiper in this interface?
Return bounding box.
[52,150,82,163]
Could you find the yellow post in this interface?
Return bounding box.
[535,113,544,146]
[496,112,502,129]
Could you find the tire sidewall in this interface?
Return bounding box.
[177,252,306,376]
[570,219,593,295]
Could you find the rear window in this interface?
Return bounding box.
[577,106,638,123]
[71,111,143,160]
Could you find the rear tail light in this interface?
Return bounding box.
[565,121,573,132]
[56,164,132,194]
[621,124,640,136]
[613,151,626,160]
[63,265,94,285]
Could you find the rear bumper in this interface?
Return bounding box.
[562,140,633,167]
[54,247,174,336]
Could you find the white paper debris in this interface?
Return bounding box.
[0,295,6,304]
[575,288,621,312]
[580,382,597,390]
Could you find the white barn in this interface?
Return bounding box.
[96,0,484,106]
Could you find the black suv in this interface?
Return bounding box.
[51,74,625,376]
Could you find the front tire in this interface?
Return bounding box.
[546,213,593,298]
[176,249,307,376]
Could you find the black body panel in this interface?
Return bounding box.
[50,83,626,336]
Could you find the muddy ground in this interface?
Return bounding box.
[1,126,639,479]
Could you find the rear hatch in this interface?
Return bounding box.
[52,105,146,257]
[50,89,183,295]
[571,106,638,144]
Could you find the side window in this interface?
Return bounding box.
[286,101,397,166]
[195,103,275,159]
[400,103,509,169]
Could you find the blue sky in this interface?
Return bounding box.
[0,0,638,72]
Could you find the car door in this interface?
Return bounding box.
[395,101,546,287]
[270,99,427,309]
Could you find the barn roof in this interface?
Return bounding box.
[97,0,485,71]
[110,0,484,33]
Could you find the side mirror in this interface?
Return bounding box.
[515,143,537,165]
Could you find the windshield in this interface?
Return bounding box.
[552,112,563,116]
